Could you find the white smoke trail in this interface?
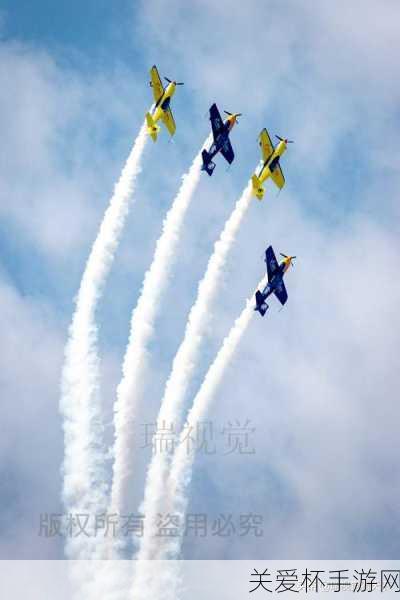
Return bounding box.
[131,276,267,599]
[165,275,268,561]
[60,120,148,561]
[84,141,210,600]
[134,179,253,570]
[108,137,210,549]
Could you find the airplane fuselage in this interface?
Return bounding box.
[258,140,287,184]
[260,259,289,298]
[208,117,236,159]
[255,246,293,316]
[152,82,177,123]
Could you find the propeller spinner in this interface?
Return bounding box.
[280,253,296,266]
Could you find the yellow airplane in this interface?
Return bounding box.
[251,129,293,200]
[146,65,183,142]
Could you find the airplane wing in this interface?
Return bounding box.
[220,137,235,164]
[265,245,279,280]
[161,107,176,136]
[209,103,224,139]
[274,280,288,305]
[271,162,285,189]
[259,128,274,161]
[150,65,164,103]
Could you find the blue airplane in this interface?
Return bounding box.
[254,245,296,316]
[201,103,241,175]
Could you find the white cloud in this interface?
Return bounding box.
[0,40,149,257]
[0,276,64,558]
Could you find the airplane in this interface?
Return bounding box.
[145,65,183,141]
[201,103,241,175]
[254,245,295,316]
[251,129,293,200]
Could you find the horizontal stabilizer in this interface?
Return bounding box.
[146,112,160,142]
[251,174,264,201]
[254,290,268,316]
[201,150,216,176]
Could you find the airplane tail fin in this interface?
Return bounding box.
[254,290,268,316]
[251,175,264,201]
[146,112,160,142]
[201,150,216,176]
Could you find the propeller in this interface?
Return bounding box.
[280,253,296,266]
[276,135,294,144]
[224,110,242,118]
[164,77,184,85]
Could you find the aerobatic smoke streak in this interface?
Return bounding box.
[164,275,268,562]
[87,140,210,600]
[60,120,148,561]
[134,180,253,573]
[108,137,211,546]
[127,280,267,600]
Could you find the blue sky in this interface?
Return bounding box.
[0,0,399,561]
[2,1,134,62]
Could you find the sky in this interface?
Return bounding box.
[0,0,399,560]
